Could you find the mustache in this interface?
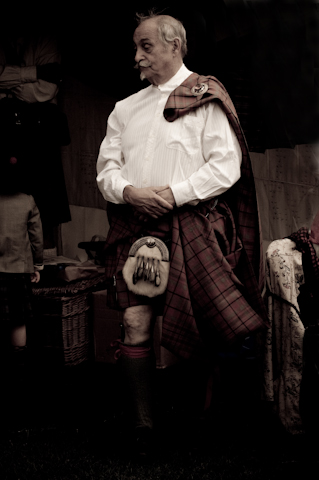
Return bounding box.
[134,60,152,70]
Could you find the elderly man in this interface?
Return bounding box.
[97,12,268,456]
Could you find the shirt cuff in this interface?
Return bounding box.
[121,181,134,203]
[171,181,196,207]
[34,264,44,271]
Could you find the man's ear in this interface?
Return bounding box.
[172,37,182,55]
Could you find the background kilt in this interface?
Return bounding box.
[0,273,33,326]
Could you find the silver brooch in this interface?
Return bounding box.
[191,83,209,96]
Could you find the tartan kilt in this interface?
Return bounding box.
[102,197,268,360]
[0,273,34,326]
[103,203,171,311]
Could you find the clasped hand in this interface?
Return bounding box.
[123,185,175,222]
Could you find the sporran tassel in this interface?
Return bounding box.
[133,256,143,284]
[137,256,144,279]
[148,259,156,283]
[155,259,161,287]
[144,259,150,281]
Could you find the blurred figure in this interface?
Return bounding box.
[0,17,71,248]
[0,156,43,426]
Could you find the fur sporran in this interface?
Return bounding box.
[122,236,170,297]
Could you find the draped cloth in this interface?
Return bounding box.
[288,227,319,282]
[289,228,319,435]
[262,228,319,434]
[164,73,264,288]
[102,73,269,360]
[263,237,305,435]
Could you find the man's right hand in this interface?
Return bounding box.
[123,185,174,219]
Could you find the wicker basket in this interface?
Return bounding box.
[31,275,106,366]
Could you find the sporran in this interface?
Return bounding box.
[122,236,170,297]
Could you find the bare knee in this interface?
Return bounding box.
[123,304,154,344]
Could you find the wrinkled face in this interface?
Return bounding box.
[133,18,177,86]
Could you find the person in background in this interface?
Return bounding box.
[97,12,268,457]
[0,155,43,427]
[0,14,71,249]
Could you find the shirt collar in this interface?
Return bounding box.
[155,64,193,94]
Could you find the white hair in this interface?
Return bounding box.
[136,11,188,58]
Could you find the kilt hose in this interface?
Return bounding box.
[103,196,268,361]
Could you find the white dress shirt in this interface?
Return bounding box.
[96,64,242,207]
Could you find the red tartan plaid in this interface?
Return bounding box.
[103,199,268,360]
[164,74,239,123]
[164,73,264,291]
[163,199,268,358]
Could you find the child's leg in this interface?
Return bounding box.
[6,327,29,428]
[9,325,28,380]
[0,325,28,429]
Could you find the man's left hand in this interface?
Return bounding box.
[156,186,176,207]
[133,186,176,222]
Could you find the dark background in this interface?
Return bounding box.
[2,0,319,152]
